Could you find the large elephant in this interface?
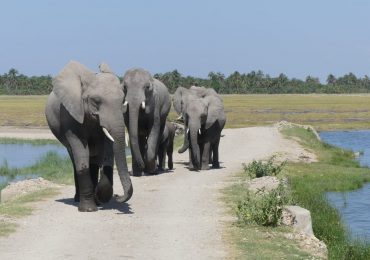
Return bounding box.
[122,68,171,176]
[45,61,132,212]
[184,94,226,170]
[157,121,176,171]
[173,86,221,153]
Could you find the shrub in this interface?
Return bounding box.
[236,184,292,226]
[243,156,286,178]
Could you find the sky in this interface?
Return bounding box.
[1,0,370,81]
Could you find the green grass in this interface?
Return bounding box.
[3,94,370,130]
[0,95,48,127]
[0,137,59,145]
[222,94,370,130]
[0,188,59,237]
[0,151,73,185]
[223,173,316,259]
[282,127,370,259]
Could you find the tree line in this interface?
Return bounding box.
[1,68,370,95]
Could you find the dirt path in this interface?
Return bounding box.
[0,126,309,259]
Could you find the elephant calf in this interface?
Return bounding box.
[157,121,176,171]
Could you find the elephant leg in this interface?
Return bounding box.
[96,140,114,203]
[188,148,195,170]
[66,132,97,212]
[89,163,99,191]
[211,137,221,168]
[144,134,157,174]
[67,149,80,202]
[131,136,144,177]
[96,166,113,203]
[167,140,174,170]
[157,142,166,171]
[201,142,211,170]
[209,150,213,164]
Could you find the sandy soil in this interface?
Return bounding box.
[0,126,313,260]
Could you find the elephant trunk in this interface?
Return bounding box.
[111,126,133,203]
[178,125,189,153]
[128,106,145,169]
[189,124,201,170]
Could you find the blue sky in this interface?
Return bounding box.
[1,0,370,81]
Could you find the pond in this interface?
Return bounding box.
[0,143,67,188]
[0,142,132,189]
[320,130,370,241]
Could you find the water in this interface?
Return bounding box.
[320,130,370,167]
[0,143,67,168]
[320,130,370,241]
[0,143,67,188]
[0,142,131,188]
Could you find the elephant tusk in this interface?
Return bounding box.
[125,132,129,146]
[123,101,128,106]
[198,129,201,135]
[187,129,190,135]
[103,127,115,142]
[177,115,183,120]
[141,101,145,109]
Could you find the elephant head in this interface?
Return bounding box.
[122,68,155,169]
[52,61,132,202]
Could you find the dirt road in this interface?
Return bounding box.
[0,126,308,259]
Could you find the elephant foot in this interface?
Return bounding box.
[201,165,210,170]
[74,193,80,202]
[96,179,113,204]
[212,163,220,169]
[78,198,98,212]
[131,170,143,177]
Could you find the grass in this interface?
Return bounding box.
[0,95,48,127]
[224,126,370,259]
[3,94,370,130]
[0,137,59,145]
[0,188,59,237]
[221,94,370,130]
[0,151,73,185]
[282,127,370,259]
[223,173,316,259]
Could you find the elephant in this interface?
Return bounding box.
[157,121,176,171]
[173,86,221,154]
[122,68,171,176]
[183,94,226,170]
[45,61,132,212]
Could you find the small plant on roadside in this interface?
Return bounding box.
[236,184,292,227]
[242,156,286,178]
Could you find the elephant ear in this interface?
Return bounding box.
[173,87,186,114]
[52,61,94,124]
[99,62,114,74]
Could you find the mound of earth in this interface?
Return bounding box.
[0,177,60,203]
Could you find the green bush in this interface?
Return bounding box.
[243,156,286,178]
[236,184,292,227]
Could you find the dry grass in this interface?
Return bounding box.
[0,96,48,127]
[222,94,370,130]
[2,94,370,130]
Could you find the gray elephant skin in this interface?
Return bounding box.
[173,86,222,154]
[173,86,226,170]
[45,61,132,212]
[123,68,171,176]
[157,121,176,171]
